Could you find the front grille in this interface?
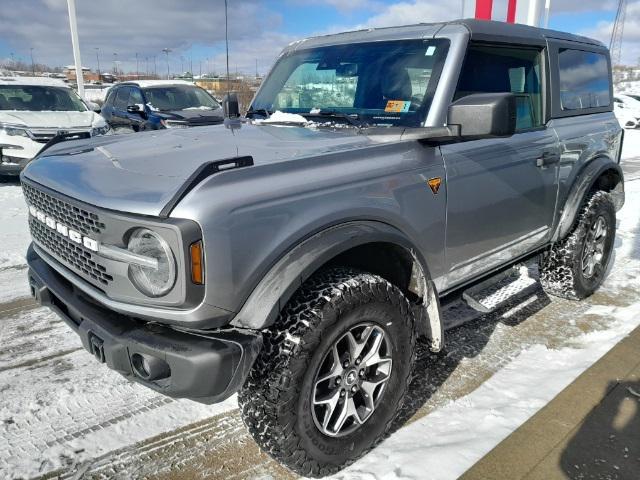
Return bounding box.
[29,217,113,286]
[29,128,91,144]
[22,183,106,236]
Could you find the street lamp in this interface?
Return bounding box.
[113,52,118,75]
[30,48,35,75]
[95,47,101,82]
[162,48,171,79]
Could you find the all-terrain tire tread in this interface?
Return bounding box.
[238,267,416,477]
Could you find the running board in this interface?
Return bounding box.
[441,263,539,330]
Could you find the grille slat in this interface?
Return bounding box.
[23,183,106,236]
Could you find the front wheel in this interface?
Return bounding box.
[238,268,416,477]
[540,191,616,300]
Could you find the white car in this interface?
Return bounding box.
[0,77,110,176]
[613,93,640,129]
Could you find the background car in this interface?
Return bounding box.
[100,80,224,132]
[613,93,640,128]
[0,76,110,175]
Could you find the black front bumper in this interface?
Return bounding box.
[27,245,262,404]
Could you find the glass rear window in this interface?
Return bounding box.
[558,49,611,111]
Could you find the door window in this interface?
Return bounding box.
[455,45,544,131]
[128,88,144,106]
[113,87,130,110]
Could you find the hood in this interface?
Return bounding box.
[156,107,224,124]
[22,122,399,216]
[0,110,103,128]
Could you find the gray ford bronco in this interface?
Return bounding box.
[21,19,624,477]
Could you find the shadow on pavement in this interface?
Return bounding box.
[559,380,640,479]
[393,278,552,428]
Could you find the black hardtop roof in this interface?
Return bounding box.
[286,18,605,52]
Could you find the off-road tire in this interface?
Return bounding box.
[540,191,616,300]
[238,267,416,477]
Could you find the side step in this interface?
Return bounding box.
[462,266,537,313]
[441,263,540,330]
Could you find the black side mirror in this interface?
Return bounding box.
[448,93,517,138]
[223,93,240,118]
[126,104,142,114]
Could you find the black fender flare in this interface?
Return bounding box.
[553,158,624,242]
[230,220,444,352]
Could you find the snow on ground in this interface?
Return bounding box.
[0,183,31,302]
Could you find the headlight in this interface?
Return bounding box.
[127,228,176,297]
[91,124,111,136]
[0,123,29,137]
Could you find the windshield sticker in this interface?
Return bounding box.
[385,100,411,113]
[425,46,436,56]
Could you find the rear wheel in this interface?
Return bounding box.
[540,191,616,300]
[238,268,416,477]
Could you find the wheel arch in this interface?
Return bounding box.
[553,158,624,242]
[230,220,444,352]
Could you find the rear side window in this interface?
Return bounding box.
[114,87,130,109]
[558,49,610,111]
[455,45,543,131]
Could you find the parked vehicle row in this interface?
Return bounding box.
[0,78,223,175]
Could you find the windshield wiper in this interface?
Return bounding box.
[302,110,366,128]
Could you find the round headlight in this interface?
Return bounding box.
[127,228,176,297]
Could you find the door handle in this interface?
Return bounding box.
[536,152,559,168]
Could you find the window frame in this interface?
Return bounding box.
[453,41,550,133]
[549,40,613,119]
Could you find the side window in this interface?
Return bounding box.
[558,49,610,111]
[129,87,144,106]
[455,45,543,131]
[114,87,130,110]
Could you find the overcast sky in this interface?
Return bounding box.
[0,0,637,76]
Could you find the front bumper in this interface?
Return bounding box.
[27,244,262,404]
[0,154,31,175]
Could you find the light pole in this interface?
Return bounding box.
[30,48,35,75]
[145,56,149,78]
[113,52,118,75]
[135,52,139,78]
[95,47,101,82]
[162,48,171,79]
[153,55,157,77]
[180,55,184,75]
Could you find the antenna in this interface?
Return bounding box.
[610,0,627,68]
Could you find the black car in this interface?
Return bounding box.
[101,81,224,132]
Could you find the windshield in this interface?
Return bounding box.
[251,39,449,127]
[143,85,220,111]
[0,85,87,112]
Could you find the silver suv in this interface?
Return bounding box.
[22,19,624,477]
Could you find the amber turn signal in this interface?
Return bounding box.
[190,241,204,285]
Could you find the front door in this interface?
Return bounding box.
[442,43,559,289]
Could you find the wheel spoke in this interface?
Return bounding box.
[314,389,342,429]
[315,344,344,385]
[332,397,359,433]
[360,328,383,366]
